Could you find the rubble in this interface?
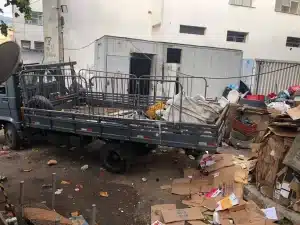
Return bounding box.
[47,159,57,166]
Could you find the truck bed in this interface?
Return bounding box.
[22,105,228,151]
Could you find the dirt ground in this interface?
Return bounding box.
[0,134,199,225]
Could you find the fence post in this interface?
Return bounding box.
[52,173,56,210]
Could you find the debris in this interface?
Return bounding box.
[61,180,71,185]
[188,155,196,160]
[215,193,239,211]
[287,105,300,120]
[2,146,9,151]
[32,148,39,152]
[99,191,109,197]
[69,215,88,225]
[76,184,83,189]
[41,201,46,204]
[47,159,57,166]
[21,169,32,172]
[71,211,79,217]
[55,189,63,195]
[0,150,10,156]
[69,147,76,152]
[151,221,163,225]
[5,217,17,224]
[81,164,89,171]
[75,188,80,192]
[142,177,147,182]
[160,185,172,190]
[42,184,52,189]
[24,207,72,225]
[68,194,74,199]
[0,176,7,182]
[262,207,278,220]
[179,149,186,154]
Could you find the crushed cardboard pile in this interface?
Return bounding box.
[153,153,276,225]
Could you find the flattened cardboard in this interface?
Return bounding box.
[188,221,207,225]
[184,168,201,179]
[151,204,185,225]
[171,178,192,196]
[182,200,207,211]
[283,134,300,173]
[206,155,234,173]
[287,105,300,120]
[151,204,176,223]
[269,126,299,138]
[161,208,204,223]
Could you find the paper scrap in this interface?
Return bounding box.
[61,180,71,185]
[262,207,278,220]
[99,191,109,197]
[151,221,163,225]
[280,189,289,198]
[216,193,239,211]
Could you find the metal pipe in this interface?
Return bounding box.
[91,204,96,225]
[52,173,56,210]
[19,181,24,217]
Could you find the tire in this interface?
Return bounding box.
[4,123,20,150]
[27,95,54,110]
[102,142,134,173]
[133,143,157,156]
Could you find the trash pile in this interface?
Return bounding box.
[151,153,283,225]
[254,109,300,212]
[107,93,225,125]
[220,80,300,216]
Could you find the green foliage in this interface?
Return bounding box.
[0,0,32,36]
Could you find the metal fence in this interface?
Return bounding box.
[255,60,300,95]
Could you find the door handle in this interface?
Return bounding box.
[1,97,8,103]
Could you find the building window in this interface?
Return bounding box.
[179,25,206,35]
[229,0,252,7]
[286,36,300,47]
[167,48,182,64]
[25,11,43,25]
[275,0,300,15]
[34,41,44,51]
[21,40,31,49]
[226,31,248,43]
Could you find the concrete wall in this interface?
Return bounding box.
[52,0,153,69]
[13,0,44,63]
[43,0,300,69]
[156,0,300,61]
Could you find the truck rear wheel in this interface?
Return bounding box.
[4,123,20,150]
[102,142,135,173]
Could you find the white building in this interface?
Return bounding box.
[42,0,300,69]
[13,0,44,64]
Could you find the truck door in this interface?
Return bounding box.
[0,82,10,118]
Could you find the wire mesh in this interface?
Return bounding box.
[19,69,210,122]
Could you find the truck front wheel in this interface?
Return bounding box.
[4,123,20,150]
